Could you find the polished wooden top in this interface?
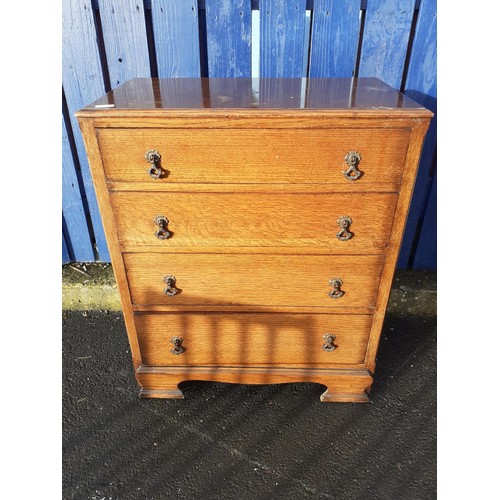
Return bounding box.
[78,78,432,117]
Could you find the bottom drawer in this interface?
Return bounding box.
[135,313,372,367]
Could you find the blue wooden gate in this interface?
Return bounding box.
[63,0,436,268]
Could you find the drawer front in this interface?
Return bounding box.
[124,253,384,308]
[135,313,372,366]
[110,192,397,251]
[97,128,410,185]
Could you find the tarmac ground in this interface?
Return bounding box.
[62,269,436,500]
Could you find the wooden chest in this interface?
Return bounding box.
[77,78,432,402]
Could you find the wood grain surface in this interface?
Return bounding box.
[62,0,110,260]
[97,127,411,185]
[260,0,307,78]
[62,114,94,261]
[124,253,385,309]
[151,0,201,78]
[76,77,432,402]
[309,0,361,78]
[205,0,252,77]
[109,191,398,251]
[364,119,430,371]
[106,181,402,194]
[97,0,151,89]
[134,312,372,366]
[77,119,143,370]
[136,365,373,402]
[359,0,416,88]
[87,114,429,129]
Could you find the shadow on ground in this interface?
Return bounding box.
[63,310,436,500]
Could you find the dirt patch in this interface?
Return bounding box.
[62,262,116,286]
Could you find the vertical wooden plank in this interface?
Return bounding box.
[398,0,437,268]
[358,0,415,89]
[205,0,252,77]
[309,0,361,78]
[62,115,95,262]
[412,171,436,269]
[63,234,71,264]
[260,0,307,77]
[151,0,201,77]
[404,0,436,97]
[62,0,109,261]
[98,0,151,88]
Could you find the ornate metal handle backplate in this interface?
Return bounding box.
[322,334,337,352]
[145,149,163,179]
[336,216,353,241]
[154,215,171,240]
[170,336,185,355]
[163,275,180,296]
[328,278,345,299]
[343,151,362,181]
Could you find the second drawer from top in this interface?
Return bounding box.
[109,191,398,252]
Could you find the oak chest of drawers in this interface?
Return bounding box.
[77,77,432,402]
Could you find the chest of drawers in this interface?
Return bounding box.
[77,77,432,402]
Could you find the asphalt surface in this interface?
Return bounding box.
[63,307,436,500]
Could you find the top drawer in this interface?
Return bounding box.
[97,128,410,186]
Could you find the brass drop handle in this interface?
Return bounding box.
[145,149,163,179]
[343,151,362,181]
[170,336,185,355]
[329,278,345,299]
[154,215,171,239]
[322,334,337,352]
[163,275,180,296]
[336,216,353,241]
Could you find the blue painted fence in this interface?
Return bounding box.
[62,0,437,269]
